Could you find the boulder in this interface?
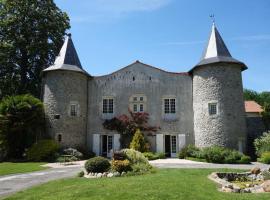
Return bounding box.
[261,180,270,192]
[251,167,261,175]
[107,173,114,178]
[97,173,103,178]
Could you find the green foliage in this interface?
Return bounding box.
[254,131,270,156]
[77,171,84,178]
[143,152,166,160]
[258,152,270,164]
[111,159,132,173]
[178,145,250,164]
[129,129,146,152]
[62,148,83,160]
[26,140,59,161]
[121,149,148,165]
[121,149,153,175]
[0,94,45,159]
[84,156,111,173]
[0,0,70,98]
[177,145,200,159]
[238,155,251,164]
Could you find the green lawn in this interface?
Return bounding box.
[0,162,48,176]
[5,169,270,200]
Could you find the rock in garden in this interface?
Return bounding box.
[121,172,126,176]
[251,167,261,175]
[97,173,103,178]
[221,186,232,193]
[261,180,270,192]
[107,173,114,178]
[113,172,120,177]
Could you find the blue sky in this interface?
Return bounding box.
[55,0,270,92]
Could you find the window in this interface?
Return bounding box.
[133,104,138,112]
[57,134,62,142]
[208,103,217,115]
[130,95,146,113]
[103,98,114,113]
[108,136,113,151]
[164,98,176,114]
[70,104,77,116]
[140,104,144,112]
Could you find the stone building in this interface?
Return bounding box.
[42,23,248,157]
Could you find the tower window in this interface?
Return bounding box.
[57,134,62,142]
[208,103,217,115]
[70,104,77,116]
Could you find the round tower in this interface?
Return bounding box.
[42,34,89,149]
[191,23,247,152]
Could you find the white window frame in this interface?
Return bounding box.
[129,94,147,113]
[102,98,114,114]
[162,96,177,121]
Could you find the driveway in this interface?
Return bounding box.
[0,159,269,199]
[0,165,82,198]
[150,158,270,169]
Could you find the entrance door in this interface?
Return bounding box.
[165,135,177,157]
[101,135,113,158]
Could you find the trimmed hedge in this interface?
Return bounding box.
[85,156,110,173]
[178,145,251,164]
[26,140,59,161]
[143,152,166,160]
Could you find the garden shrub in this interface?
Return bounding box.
[178,145,200,159]
[111,159,132,173]
[121,148,148,165]
[129,129,146,152]
[261,169,270,180]
[143,152,166,160]
[84,156,111,173]
[77,171,84,177]
[224,149,242,164]
[26,139,59,161]
[258,152,270,164]
[120,149,153,174]
[202,146,227,163]
[254,131,270,156]
[238,155,251,164]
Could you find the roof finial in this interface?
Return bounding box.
[210,14,215,25]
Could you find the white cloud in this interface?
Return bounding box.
[61,0,172,23]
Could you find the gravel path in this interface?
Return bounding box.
[150,159,270,170]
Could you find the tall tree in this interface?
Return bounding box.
[0,0,70,99]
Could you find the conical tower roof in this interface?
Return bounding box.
[190,23,247,72]
[43,34,89,75]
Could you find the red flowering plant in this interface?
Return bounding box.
[103,109,160,148]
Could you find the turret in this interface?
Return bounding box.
[42,34,89,149]
[191,23,247,152]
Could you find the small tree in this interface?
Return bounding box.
[254,131,270,157]
[0,94,45,159]
[130,129,146,152]
[103,109,160,148]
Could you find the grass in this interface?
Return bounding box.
[5,169,270,200]
[0,162,48,176]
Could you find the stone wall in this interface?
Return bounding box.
[193,63,247,151]
[87,62,194,152]
[43,70,88,149]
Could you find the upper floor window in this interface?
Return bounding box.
[129,94,146,113]
[164,98,176,114]
[208,103,217,115]
[103,98,114,114]
[69,102,79,117]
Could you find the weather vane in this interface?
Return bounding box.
[210,14,215,24]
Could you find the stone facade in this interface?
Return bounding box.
[42,24,251,157]
[193,64,247,150]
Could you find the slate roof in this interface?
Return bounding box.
[245,101,264,113]
[190,23,247,72]
[43,34,89,75]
